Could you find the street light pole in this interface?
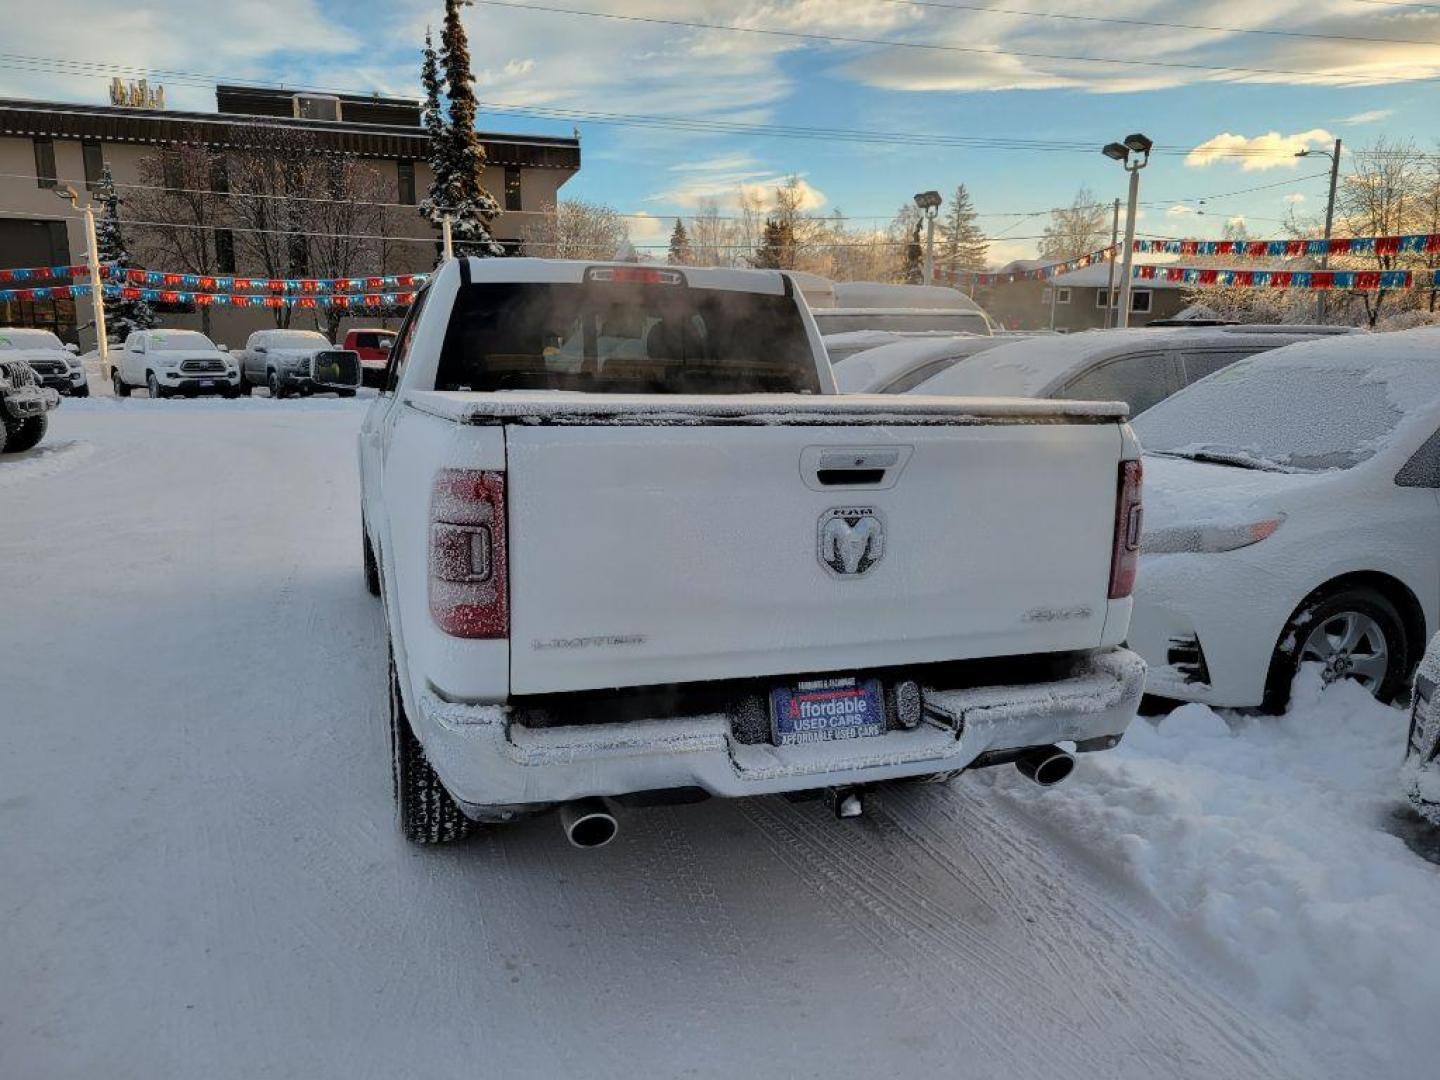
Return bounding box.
[55,185,109,378]
[1102,134,1152,329]
[1104,198,1120,329]
[913,190,942,286]
[1296,140,1343,322]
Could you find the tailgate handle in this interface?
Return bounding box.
[816,468,887,486]
[801,446,913,492]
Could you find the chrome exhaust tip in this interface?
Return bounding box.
[559,798,619,849]
[1015,746,1076,787]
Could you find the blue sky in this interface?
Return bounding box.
[5,0,1437,264]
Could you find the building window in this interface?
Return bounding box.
[1131,290,1152,313]
[82,141,105,191]
[397,160,416,206]
[1096,289,1112,309]
[161,151,184,192]
[33,138,56,188]
[214,229,236,274]
[1055,287,1071,305]
[505,165,522,212]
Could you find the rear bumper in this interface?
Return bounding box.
[409,647,1146,814]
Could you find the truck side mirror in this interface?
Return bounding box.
[66,342,80,354]
[379,339,393,351]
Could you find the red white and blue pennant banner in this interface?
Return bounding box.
[0,283,417,308]
[1134,234,1440,258]
[1133,265,1424,291]
[0,263,429,293]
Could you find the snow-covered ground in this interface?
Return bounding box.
[2,399,1436,1080]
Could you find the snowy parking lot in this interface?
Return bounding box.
[3,397,1438,1080]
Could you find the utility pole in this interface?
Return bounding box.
[441,214,454,261]
[54,185,109,378]
[1104,198,1120,329]
[1320,138,1342,323]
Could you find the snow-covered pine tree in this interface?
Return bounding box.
[941,184,989,276]
[93,163,155,339]
[667,219,692,265]
[418,28,448,227]
[430,0,502,258]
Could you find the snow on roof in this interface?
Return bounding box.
[834,335,1010,392]
[909,326,1349,398]
[1052,261,1185,289]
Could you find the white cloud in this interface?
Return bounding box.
[1338,108,1394,125]
[1284,192,1308,205]
[627,212,669,245]
[1166,204,1198,218]
[1186,129,1334,171]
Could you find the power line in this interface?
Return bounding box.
[875,0,1440,47]
[469,0,1440,84]
[2,53,1419,162]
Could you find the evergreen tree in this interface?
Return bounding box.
[422,1,502,258]
[752,217,796,269]
[941,184,989,274]
[902,220,924,284]
[419,28,447,220]
[93,163,155,339]
[667,218,692,265]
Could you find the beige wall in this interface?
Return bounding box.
[1,134,575,347]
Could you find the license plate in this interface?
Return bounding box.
[200,380,215,388]
[770,676,886,746]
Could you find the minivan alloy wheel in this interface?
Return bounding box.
[1300,612,1390,691]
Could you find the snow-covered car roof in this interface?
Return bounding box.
[831,281,984,311]
[910,326,1354,399]
[823,329,976,362]
[0,328,66,351]
[835,335,1011,393]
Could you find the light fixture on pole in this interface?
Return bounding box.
[1101,133,1152,328]
[913,190,942,286]
[1297,139,1342,322]
[53,184,110,379]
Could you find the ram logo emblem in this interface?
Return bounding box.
[818,507,885,577]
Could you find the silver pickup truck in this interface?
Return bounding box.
[360,258,1146,847]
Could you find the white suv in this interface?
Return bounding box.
[113,329,239,399]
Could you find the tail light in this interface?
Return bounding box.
[429,469,508,637]
[1108,459,1143,599]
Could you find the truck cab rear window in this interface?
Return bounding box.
[435,282,820,394]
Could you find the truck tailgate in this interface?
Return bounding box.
[499,402,1123,695]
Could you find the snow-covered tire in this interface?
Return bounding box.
[238,375,253,396]
[389,653,475,844]
[268,371,286,400]
[1263,585,1412,713]
[2,414,47,453]
[146,372,167,399]
[112,370,131,397]
[363,522,381,597]
[70,383,89,398]
[337,388,356,398]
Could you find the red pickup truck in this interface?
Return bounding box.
[343,328,396,387]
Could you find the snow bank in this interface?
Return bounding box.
[0,439,95,488]
[994,668,1440,1078]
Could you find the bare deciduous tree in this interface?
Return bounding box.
[520,200,630,260]
[1038,187,1110,262]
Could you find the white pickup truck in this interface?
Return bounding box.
[359,258,1146,846]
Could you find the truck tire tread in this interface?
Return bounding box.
[390,655,475,844]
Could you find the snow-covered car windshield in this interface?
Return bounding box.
[267,332,328,349]
[0,329,64,350]
[436,281,821,394]
[1134,345,1440,472]
[150,331,218,352]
